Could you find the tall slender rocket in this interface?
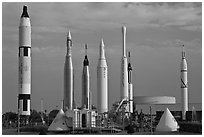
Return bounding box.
[181,45,188,120]
[64,31,74,110]
[97,39,108,113]
[128,52,133,113]
[121,26,129,100]
[18,5,31,116]
[82,44,90,109]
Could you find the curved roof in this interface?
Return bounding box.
[134,96,176,104]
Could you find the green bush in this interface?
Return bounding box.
[20,125,48,132]
[125,124,135,134]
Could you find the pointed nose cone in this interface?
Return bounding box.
[21,5,29,18]
[101,39,104,47]
[67,30,72,40]
[83,44,89,66]
[122,26,126,32]
[100,39,105,59]
[83,55,89,66]
[122,26,127,57]
[182,45,186,59]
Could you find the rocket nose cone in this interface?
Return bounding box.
[21,5,29,18]
[83,56,89,66]
[99,39,106,59]
[122,26,126,31]
[67,30,72,40]
[100,39,104,47]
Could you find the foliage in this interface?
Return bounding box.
[29,109,42,123]
[20,125,48,132]
[125,124,135,134]
[2,112,18,122]
[48,109,59,124]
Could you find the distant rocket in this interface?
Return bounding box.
[97,39,108,113]
[128,52,133,113]
[121,26,129,100]
[64,31,74,110]
[82,44,90,110]
[181,45,188,120]
[18,5,31,116]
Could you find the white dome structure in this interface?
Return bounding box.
[156,108,179,132]
[48,109,70,131]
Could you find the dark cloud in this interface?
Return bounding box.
[86,2,107,10]
[197,12,202,16]
[123,2,136,8]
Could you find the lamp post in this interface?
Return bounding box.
[18,109,20,133]
[150,106,153,134]
[17,97,20,134]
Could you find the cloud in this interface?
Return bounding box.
[3,2,202,32]
[140,38,202,53]
[180,25,202,32]
[133,2,202,31]
[68,2,201,31]
[2,2,202,52]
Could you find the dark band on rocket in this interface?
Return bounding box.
[19,47,31,57]
[23,100,28,111]
[181,78,187,88]
[19,94,30,111]
[67,39,72,46]
[19,94,31,100]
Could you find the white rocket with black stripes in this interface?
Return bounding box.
[82,44,90,110]
[128,52,133,113]
[18,5,31,116]
[180,45,188,120]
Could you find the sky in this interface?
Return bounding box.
[2,2,202,113]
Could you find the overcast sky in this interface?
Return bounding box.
[2,2,202,113]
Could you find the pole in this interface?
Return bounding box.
[40,98,44,124]
[123,106,124,133]
[17,96,20,134]
[18,108,20,134]
[150,106,152,134]
[61,100,64,110]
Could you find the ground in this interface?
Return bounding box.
[2,128,201,135]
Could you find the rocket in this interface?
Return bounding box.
[64,31,74,110]
[81,44,90,109]
[18,5,31,116]
[89,90,92,110]
[121,26,129,100]
[128,52,133,113]
[181,45,188,120]
[97,39,108,113]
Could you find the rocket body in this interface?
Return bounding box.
[181,45,188,120]
[97,39,108,113]
[128,52,133,113]
[121,26,129,100]
[18,5,31,116]
[82,44,90,109]
[82,65,90,109]
[64,31,74,110]
[128,84,133,113]
[89,90,92,110]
